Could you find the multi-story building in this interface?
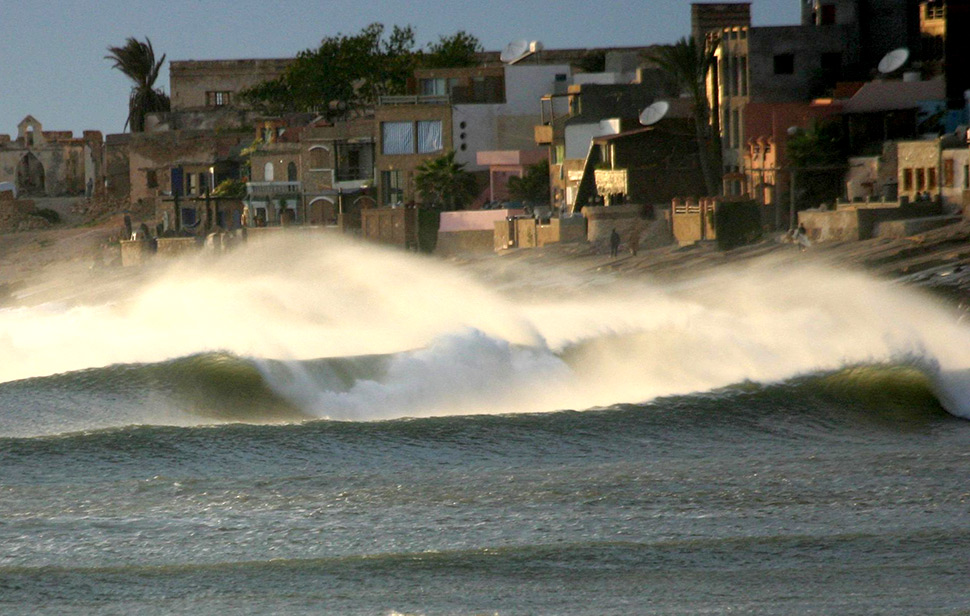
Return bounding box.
[374,62,574,207]
[536,70,679,211]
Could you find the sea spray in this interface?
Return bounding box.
[3,235,970,422]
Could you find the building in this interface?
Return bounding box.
[374,62,574,208]
[536,75,680,212]
[587,118,707,208]
[300,116,377,230]
[0,116,103,198]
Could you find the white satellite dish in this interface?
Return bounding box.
[878,47,910,74]
[501,39,541,64]
[639,100,670,126]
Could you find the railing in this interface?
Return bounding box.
[378,95,450,106]
[246,181,302,196]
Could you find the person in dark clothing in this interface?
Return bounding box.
[610,228,621,258]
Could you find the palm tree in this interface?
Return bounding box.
[105,37,171,132]
[646,37,720,195]
[414,151,477,210]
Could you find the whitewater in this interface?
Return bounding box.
[2,235,969,615]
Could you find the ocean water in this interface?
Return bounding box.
[2,236,970,615]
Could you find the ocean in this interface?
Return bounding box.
[2,236,969,615]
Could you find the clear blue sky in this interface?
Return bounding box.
[0,0,799,137]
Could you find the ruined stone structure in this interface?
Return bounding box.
[0,116,103,197]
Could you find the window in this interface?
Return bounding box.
[309,147,328,169]
[382,122,414,155]
[420,78,447,96]
[381,170,404,205]
[774,54,794,75]
[287,162,298,182]
[146,169,158,188]
[903,168,913,191]
[944,159,955,187]
[928,167,937,191]
[821,52,842,83]
[207,91,231,106]
[264,162,274,182]
[554,145,565,165]
[738,55,748,96]
[187,173,198,195]
[555,73,567,82]
[916,168,926,191]
[964,165,969,189]
[417,120,443,153]
[732,109,740,149]
[335,142,374,181]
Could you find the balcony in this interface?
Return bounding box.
[594,169,628,196]
[534,124,553,145]
[246,181,301,197]
[378,95,450,106]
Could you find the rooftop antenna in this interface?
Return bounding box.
[639,100,669,126]
[501,39,542,65]
[877,47,910,75]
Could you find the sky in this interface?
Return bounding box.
[0,0,800,137]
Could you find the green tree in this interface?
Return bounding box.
[414,151,477,210]
[507,160,550,205]
[420,31,483,68]
[645,37,720,195]
[105,37,171,132]
[787,120,847,211]
[240,23,417,120]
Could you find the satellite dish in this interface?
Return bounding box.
[501,39,531,64]
[878,48,909,74]
[639,101,669,126]
[501,39,541,64]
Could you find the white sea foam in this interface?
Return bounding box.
[3,233,970,420]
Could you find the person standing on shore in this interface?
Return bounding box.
[610,228,621,258]
[629,224,641,256]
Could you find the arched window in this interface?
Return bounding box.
[263,162,274,182]
[309,146,328,169]
[287,161,297,182]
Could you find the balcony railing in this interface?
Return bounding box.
[378,95,450,106]
[246,181,302,197]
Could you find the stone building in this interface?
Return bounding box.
[0,116,103,197]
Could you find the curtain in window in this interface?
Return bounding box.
[417,120,442,153]
[382,122,414,155]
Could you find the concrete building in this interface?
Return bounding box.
[299,116,377,230]
[896,134,969,212]
[536,75,680,212]
[373,63,574,208]
[374,96,453,207]
[587,120,707,209]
